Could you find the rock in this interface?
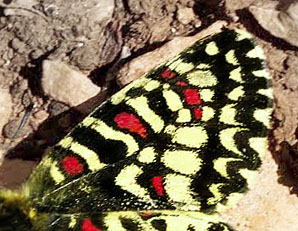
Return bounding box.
[41,60,101,107]
[29,49,44,59]
[0,0,37,8]
[0,87,12,138]
[177,7,196,25]
[48,101,70,117]
[10,38,26,53]
[249,0,298,47]
[88,0,115,22]
[2,118,32,139]
[69,44,102,70]
[222,153,298,231]
[33,110,49,123]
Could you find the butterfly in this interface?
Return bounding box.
[0,29,272,231]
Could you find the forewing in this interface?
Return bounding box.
[42,211,233,231]
[26,30,272,222]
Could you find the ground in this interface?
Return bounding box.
[0,0,298,230]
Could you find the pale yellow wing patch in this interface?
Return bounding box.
[235,29,253,41]
[163,90,183,112]
[207,183,224,205]
[252,69,270,79]
[164,174,201,210]
[228,86,244,101]
[229,67,243,83]
[162,150,201,175]
[219,104,242,126]
[59,137,105,171]
[144,80,160,91]
[187,70,217,87]
[201,106,215,122]
[219,128,248,157]
[168,60,195,74]
[257,88,273,99]
[50,160,65,184]
[176,108,192,123]
[249,137,269,159]
[172,126,208,148]
[253,108,272,128]
[115,165,151,201]
[225,50,239,65]
[110,76,149,105]
[200,89,214,102]
[127,96,165,133]
[213,157,239,178]
[138,147,157,163]
[205,41,219,56]
[246,45,265,59]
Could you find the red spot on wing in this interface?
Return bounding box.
[82,218,101,231]
[140,212,154,220]
[183,89,202,105]
[193,108,202,119]
[176,81,188,86]
[152,176,165,196]
[162,68,176,80]
[62,156,84,175]
[114,112,147,138]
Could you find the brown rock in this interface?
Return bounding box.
[33,110,49,123]
[177,7,196,25]
[222,153,298,231]
[41,60,101,107]
[0,87,12,138]
[249,0,298,47]
[10,38,26,53]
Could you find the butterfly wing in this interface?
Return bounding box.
[44,211,233,231]
[24,30,272,230]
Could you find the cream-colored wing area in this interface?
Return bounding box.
[207,183,225,205]
[228,86,244,101]
[176,108,192,123]
[62,211,233,231]
[59,137,105,171]
[163,89,183,111]
[229,67,243,83]
[200,89,214,102]
[150,211,232,230]
[205,41,220,56]
[126,96,165,133]
[246,45,265,59]
[164,174,201,211]
[137,147,157,163]
[225,50,239,65]
[187,70,217,87]
[201,106,215,122]
[167,57,195,74]
[219,104,243,126]
[103,212,156,231]
[172,126,208,148]
[49,160,65,184]
[115,165,152,202]
[219,128,248,157]
[161,150,202,175]
[253,108,272,128]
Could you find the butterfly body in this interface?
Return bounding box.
[0,29,272,231]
